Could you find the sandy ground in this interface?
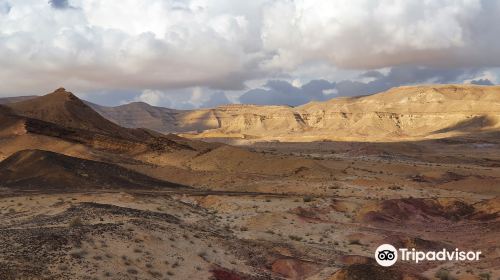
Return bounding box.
[1,138,499,280]
[0,88,499,279]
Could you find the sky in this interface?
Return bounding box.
[0,0,499,109]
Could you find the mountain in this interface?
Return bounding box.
[0,96,37,104]
[188,84,500,141]
[2,88,206,155]
[4,85,499,142]
[7,88,151,140]
[89,102,219,133]
[0,88,332,189]
[0,89,214,190]
[0,149,186,190]
[63,84,500,142]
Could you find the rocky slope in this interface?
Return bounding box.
[4,85,499,141]
[90,102,219,133]
[0,149,185,190]
[67,85,500,141]
[0,88,329,187]
[190,84,500,141]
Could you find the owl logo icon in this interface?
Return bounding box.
[375,244,398,266]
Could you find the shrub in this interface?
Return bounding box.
[303,196,313,203]
[479,272,491,280]
[127,268,138,275]
[435,269,457,280]
[69,217,83,227]
[289,235,303,241]
[198,251,207,258]
[69,249,87,259]
[348,239,362,245]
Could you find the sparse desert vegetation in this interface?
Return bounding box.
[0,87,499,280]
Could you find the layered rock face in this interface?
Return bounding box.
[193,85,500,141]
[21,85,497,141]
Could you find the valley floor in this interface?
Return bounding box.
[1,138,499,280]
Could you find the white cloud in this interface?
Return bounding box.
[260,0,492,70]
[0,0,260,95]
[133,89,165,106]
[0,0,499,98]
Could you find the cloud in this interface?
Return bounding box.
[0,1,11,14]
[79,66,489,109]
[470,79,494,85]
[239,79,335,106]
[261,0,500,70]
[334,66,479,97]
[133,89,165,106]
[199,92,231,108]
[118,87,231,109]
[239,66,482,106]
[49,0,70,9]
[1,0,500,100]
[0,0,265,95]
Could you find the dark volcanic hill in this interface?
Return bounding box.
[0,149,186,190]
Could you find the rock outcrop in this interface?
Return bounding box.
[193,85,500,141]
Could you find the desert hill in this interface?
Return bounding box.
[5,85,498,142]
[0,149,186,190]
[188,84,500,141]
[28,84,498,142]
[90,101,219,133]
[0,96,192,133]
[7,88,155,141]
[2,88,215,156]
[0,87,499,279]
[0,88,330,189]
[0,96,37,104]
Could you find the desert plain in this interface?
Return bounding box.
[0,85,498,280]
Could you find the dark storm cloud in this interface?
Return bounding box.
[49,0,72,9]
[470,79,494,85]
[239,66,482,106]
[239,79,335,106]
[199,92,231,108]
[335,66,479,97]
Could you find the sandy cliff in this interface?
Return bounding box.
[190,85,500,141]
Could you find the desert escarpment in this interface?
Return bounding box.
[5,85,498,142]
[191,85,500,141]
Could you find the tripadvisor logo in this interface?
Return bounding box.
[375,244,398,267]
[375,244,482,267]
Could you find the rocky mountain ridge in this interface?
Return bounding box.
[3,84,500,141]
